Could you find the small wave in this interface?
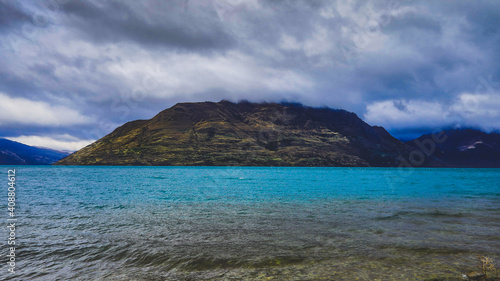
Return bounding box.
[387,244,471,255]
[150,175,169,179]
[375,210,469,221]
[178,255,306,271]
[94,246,309,271]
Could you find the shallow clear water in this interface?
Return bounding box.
[2,167,500,280]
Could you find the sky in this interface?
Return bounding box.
[1,0,500,151]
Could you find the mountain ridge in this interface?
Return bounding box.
[56,101,443,167]
[0,138,70,165]
[406,128,500,168]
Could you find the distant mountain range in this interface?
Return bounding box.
[0,138,70,165]
[4,101,497,167]
[406,129,500,168]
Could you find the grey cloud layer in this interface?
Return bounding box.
[0,0,499,148]
[60,0,235,50]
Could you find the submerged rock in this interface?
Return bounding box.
[464,271,486,280]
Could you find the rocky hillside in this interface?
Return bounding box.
[56,101,440,167]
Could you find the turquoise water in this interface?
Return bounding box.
[2,167,500,280]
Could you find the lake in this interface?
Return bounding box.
[3,166,500,280]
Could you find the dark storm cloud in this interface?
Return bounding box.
[59,0,234,50]
[0,71,39,98]
[0,1,30,30]
[0,0,500,150]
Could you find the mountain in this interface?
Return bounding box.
[406,129,500,168]
[0,138,70,165]
[56,101,441,167]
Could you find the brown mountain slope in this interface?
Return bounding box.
[56,101,438,166]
